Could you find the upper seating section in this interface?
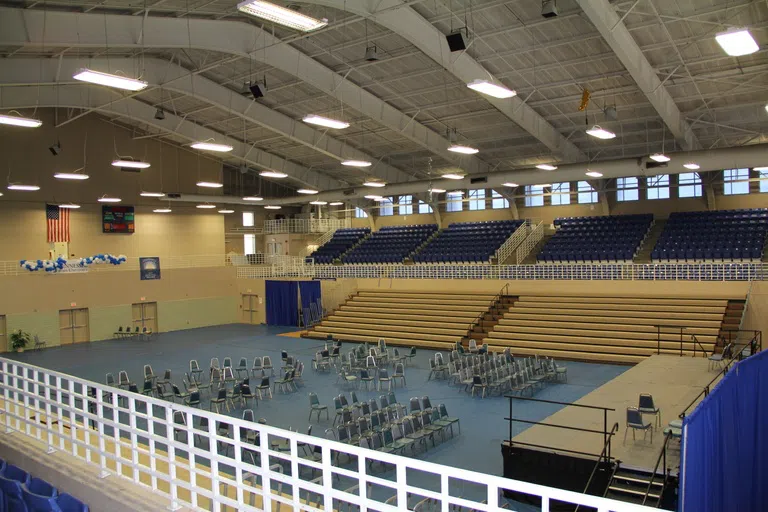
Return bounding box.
[652,209,768,262]
[538,214,653,263]
[309,228,370,264]
[413,220,524,263]
[343,224,438,264]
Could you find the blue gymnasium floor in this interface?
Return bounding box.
[6,324,628,506]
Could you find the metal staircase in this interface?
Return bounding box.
[605,466,665,506]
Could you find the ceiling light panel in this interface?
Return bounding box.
[466,79,517,99]
[0,113,42,128]
[73,68,148,91]
[302,115,349,129]
[236,1,328,32]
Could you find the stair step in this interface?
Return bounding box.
[608,483,660,499]
[605,490,647,505]
[613,474,663,486]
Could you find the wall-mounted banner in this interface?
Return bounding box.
[140,257,161,280]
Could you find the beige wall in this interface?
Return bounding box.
[0,267,239,350]
[742,281,768,345]
[0,112,226,261]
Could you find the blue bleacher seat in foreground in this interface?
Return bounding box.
[57,493,90,512]
[0,464,31,512]
[22,477,59,512]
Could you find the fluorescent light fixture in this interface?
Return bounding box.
[7,184,40,191]
[97,196,121,202]
[140,191,165,197]
[190,142,233,152]
[297,188,319,194]
[0,113,42,128]
[538,184,552,188]
[502,182,519,187]
[264,205,281,210]
[447,144,479,155]
[754,166,768,171]
[342,160,372,167]
[302,115,349,130]
[236,0,328,32]
[310,200,328,205]
[59,203,80,209]
[466,79,517,99]
[684,163,701,170]
[363,180,386,188]
[586,125,616,140]
[441,173,465,180]
[243,196,263,201]
[650,153,671,163]
[329,201,344,206]
[196,204,216,209]
[218,209,235,214]
[536,164,558,171]
[428,188,446,193]
[715,28,759,57]
[364,195,383,200]
[112,159,151,169]
[259,170,288,178]
[54,172,90,180]
[585,171,603,178]
[153,208,172,213]
[765,104,768,114]
[73,68,148,91]
[196,181,223,188]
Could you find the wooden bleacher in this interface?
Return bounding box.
[307,290,496,349]
[484,295,732,364]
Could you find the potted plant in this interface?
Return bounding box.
[10,330,31,353]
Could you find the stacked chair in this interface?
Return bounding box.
[538,214,653,262]
[308,228,370,264]
[342,225,438,264]
[652,209,768,261]
[413,220,524,263]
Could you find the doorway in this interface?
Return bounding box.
[0,315,6,351]
[59,308,90,345]
[241,294,260,324]
[132,302,158,333]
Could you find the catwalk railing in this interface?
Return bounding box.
[237,262,768,281]
[0,358,658,512]
[263,218,350,234]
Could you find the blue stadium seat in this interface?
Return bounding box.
[342,224,438,264]
[57,493,89,512]
[22,477,59,512]
[412,220,524,263]
[308,228,370,264]
[0,464,31,512]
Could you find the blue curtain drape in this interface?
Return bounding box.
[681,349,768,512]
[299,281,322,311]
[265,280,299,326]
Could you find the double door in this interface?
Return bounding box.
[242,294,260,324]
[132,302,158,333]
[59,308,90,345]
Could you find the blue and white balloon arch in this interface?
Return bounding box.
[19,254,128,273]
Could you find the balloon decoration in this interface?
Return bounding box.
[19,254,128,273]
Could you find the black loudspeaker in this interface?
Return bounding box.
[249,83,265,99]
[446,31,467,52]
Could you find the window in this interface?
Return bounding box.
[678,173,702,198]
[577,181,597,204]
[616,177,638,202]
[244,234,256,255]
[724,168,750,195]
[418,200,433,214]
[551,182,571,206]
[524,185,545,207]
[646,175,670,200]
[398,195,413,215]
[491,190,509,209]
[446,191,463,212]
[759,170,768,193]
[469,189,486,210]
[242,212,254,227]
[379,197,394,216]
[355,207,368,218]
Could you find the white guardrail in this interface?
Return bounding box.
[263,218,350,234]
[494,221,531,265]
[0,358,659,512]
[515,221,544,264]
[238,262,768,281]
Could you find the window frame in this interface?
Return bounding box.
[379,197,394,216]
[524,185,545,207]
[446,191,464,212]
[355,207,368,218]
[551,182,571,206]
[418,200,433,214]
[723,168,750,195]
[678,172,702,198]
[468,189,486,211]
[491,190,509,209]
[244,234,256,255]
[398,195,413,215]
[577,181,598,204]
[646,174,670,200]
[242,212,255,227]
[616,177,639,202]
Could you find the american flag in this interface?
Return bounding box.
[46,204,70,243]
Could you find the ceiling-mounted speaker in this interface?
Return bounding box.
[541,0,558,18]
[364,45,380,61]
[446,30,467,52]
[604,106,618,121]
[154,108,165,120]
[49,142,61,156]
[249,82,265,99]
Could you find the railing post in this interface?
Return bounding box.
[603,409,608,464]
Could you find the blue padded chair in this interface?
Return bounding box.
[57,494,89,512]
[22,478,59,512]
[0,464,31,512]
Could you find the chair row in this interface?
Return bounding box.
[0,460,89,512]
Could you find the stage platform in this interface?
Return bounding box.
[510,354,716,470]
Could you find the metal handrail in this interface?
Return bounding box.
[642,430,672,506]
[690,334,710,357]
[464,283,509,342]
[574,422,620,512]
